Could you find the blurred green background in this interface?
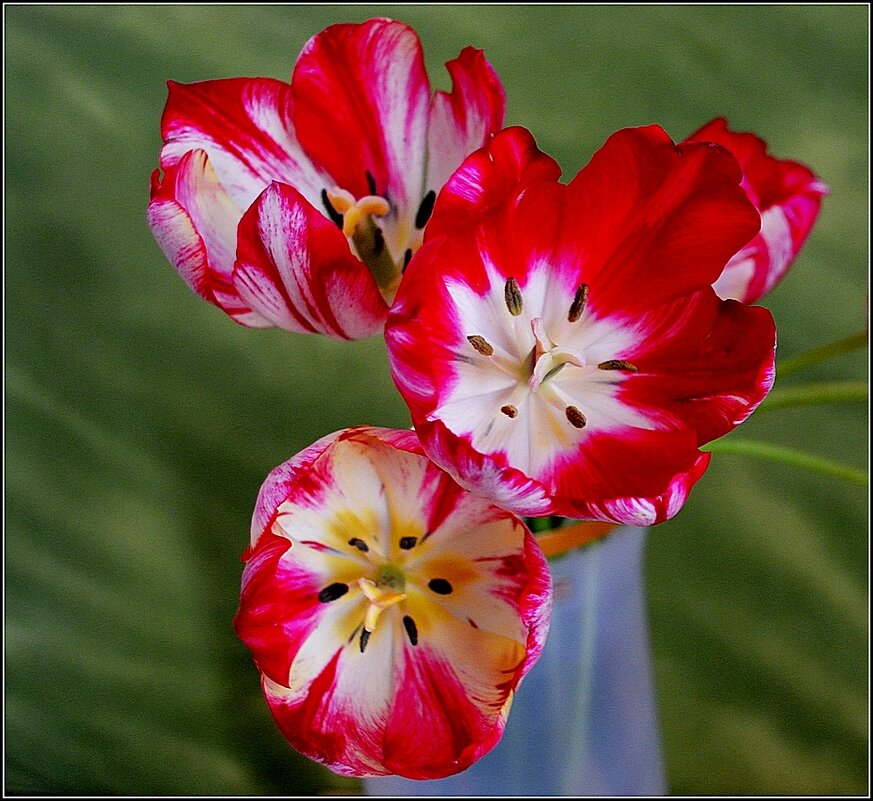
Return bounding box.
[5,4,868,795]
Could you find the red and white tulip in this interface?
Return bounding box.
[233,426,551,779]
[148,18,505,339]
[687,118,828,303]
[385,126,777,525]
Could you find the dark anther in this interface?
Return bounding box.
[568,283,589,322]
[348,537,369,552]
[318,582,349,603]
[504,277,523,316]
[399,536,418,550]
[500,405,518,418]
[321,189,344,228]
[428,578,453,595]
[372,226,385,257]
[403,248,413,271]
[597,359,638,372]
[403,615,419,646]
[366,169,377,196]
[359,628,371,653]
[467,335,494,356]
[415,190,436,229]
[565,405,587,429]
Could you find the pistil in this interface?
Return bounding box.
[357,568,407,651]
[325,188,390,239]
[324,186,400,300]
[528,317,586,391]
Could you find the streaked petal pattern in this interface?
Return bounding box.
[426,47,506,197]
[233,182,388,339]
[149,19,506,338]
[385,127,777,523]
[158,77,327,212]
[686,117,828,302]
[291,19,430,267]
[148,149,270,327]
[234,427,551,779]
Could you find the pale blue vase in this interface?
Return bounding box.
[365,526,666,796]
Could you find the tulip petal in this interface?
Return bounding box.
[159,77,328,212]
[424,126,562,244]
[234,427,552,779]
[148,149,270,327]
[425,47,506,197]
[687,118,828,302]
[233,182,389,339]
[578,452,712,526]
[619,290,777,445]
[562,125,762,313]
[291,19,430,263]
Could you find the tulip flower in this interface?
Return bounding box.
[233,426,551,779]
[148,18,505,338]
[687,118,828,303]
[385,126,777,524]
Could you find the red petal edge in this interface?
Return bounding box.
[686,117,827,302]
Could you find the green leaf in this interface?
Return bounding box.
[703,437,867,486]
[757,380,867,413]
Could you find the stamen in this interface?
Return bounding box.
[504,277,524,316]
[399,536,418,550]
[568,283,589,322]
[565,406,587,429]
[359,628,371,653]
[317,582,349,603]
[501,404,518,418]
[597,359,638,372]
[402,615,419,646]
[467,335,494,356]
[348,537,369,552]
[428,578,453,595]
[321,189,344,229]
[365,169,377,196]
[415,190,437,229]
[347,623,362,644]
[403,248,413,271]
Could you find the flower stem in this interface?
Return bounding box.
[757,379,868,412]
[702,438,867,486]
[776,330,868,378]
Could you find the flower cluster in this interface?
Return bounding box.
[148,18,824,781]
